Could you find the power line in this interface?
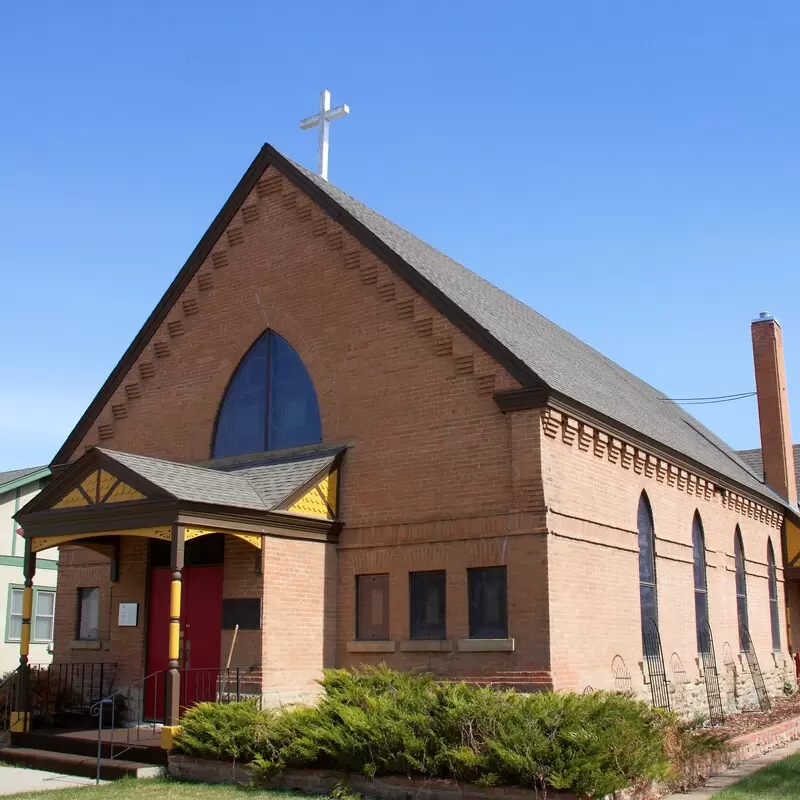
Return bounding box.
[665,391,756,406]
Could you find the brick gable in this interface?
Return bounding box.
[69,166,519,527]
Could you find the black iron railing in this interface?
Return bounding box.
[0,668,18,740]
[740,625,771,712]
[642,618,671,711]
[26,662,118,728]
[90,671,164,784]
[698,622,725,725]
[178,667,255,709]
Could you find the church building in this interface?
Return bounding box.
[14,145,800,737]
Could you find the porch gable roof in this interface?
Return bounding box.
[15,446,344,551]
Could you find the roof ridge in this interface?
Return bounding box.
[97,447,226,477]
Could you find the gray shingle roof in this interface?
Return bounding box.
[736,445,800,501]
[97,448,341,512]
[0,466,48,491]
[290,159,784,507]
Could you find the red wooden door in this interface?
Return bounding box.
[144,564,223,719]
[181,565,224,708]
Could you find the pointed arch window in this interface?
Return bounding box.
[692,513,710,653]
[638,493,658,651]
[767,539,781,652]
[212,330,322,458]
[734,528,749,652]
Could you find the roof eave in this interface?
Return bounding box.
[495,385,795,517]
[0,468,51,497]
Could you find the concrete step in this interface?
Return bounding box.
[11,731,167,765]
[0,747,165,780]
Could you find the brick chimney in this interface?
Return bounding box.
[751,312,797,505]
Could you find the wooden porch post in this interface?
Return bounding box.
[163,524,185,736]
[14,538,36,732]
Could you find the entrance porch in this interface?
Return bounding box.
[12,445,343,741]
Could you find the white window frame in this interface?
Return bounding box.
[6,586,56,644]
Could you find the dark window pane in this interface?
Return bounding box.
[637,496,655,585]
[468,567,508,639]
[640,584,658,628]
[77,588,100,641]
[212,334,268,457]
[212,331,322,459]
[692,515,710,653]
[356,574,389,640]
[692,517,707,591]
[410,571,446,639]
[268,332,322,451]
[734,530,749,651]
[768,544,781,651]
[694,590,710,653]
[638,494,658,640]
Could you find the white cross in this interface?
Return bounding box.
[299,89,350,181]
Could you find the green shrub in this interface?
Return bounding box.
[176,700,272,763]
[176,666,726,798]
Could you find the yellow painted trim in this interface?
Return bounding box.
[30,526,172,553]
[288,482,331,519]
[786,520,800,568]
[184,527,216,541]
[80,471,100,503]
[19,623,30,657]
[170,580,182,617]
[286,466,339,520]
[105,480,146,503]
[52,487,89,509]
[326,468,338,515]
[97,470,118,502]
[21,587,32,620]
[169,621,180,662]
[232,533,262,549]
[160,725,181,750]
[10,712,28,733]
[184,527,262,550]
[169,579,182,662]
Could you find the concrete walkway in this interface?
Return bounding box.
[0,764,104,795]
[662,737,800,799]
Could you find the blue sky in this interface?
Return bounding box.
[1,1,798,470]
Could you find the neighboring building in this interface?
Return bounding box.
[0,466,54,673]
[736,446,800,500]
[15,145,800,734]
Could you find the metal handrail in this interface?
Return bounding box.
[89,670,165,785]
[0,668,19,742]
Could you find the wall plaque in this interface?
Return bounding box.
[118,602,139,627]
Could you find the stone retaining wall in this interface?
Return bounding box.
[168,713,800,800]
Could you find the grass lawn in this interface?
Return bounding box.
[0,777,331,800]
[715,752,800,799]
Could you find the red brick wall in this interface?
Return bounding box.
[52,538,148,689]
[541,408,793,711]
[261,538,337,705]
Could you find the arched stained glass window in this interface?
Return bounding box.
[212,330,322,458]
[692,513,710,653]
[767,539,781,652]
[638,493,658,652]
[734,528,749,652]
